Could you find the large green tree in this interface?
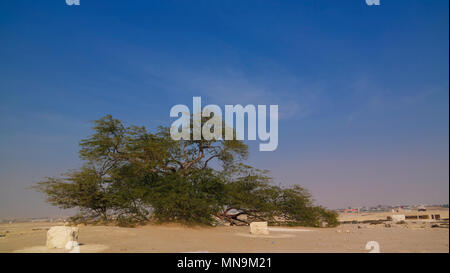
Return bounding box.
[34,115,338,227]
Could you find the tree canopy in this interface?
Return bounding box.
[34,115,338,227]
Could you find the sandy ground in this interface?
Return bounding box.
[1,217,448,253]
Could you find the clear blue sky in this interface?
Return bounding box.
[0,0,448,218]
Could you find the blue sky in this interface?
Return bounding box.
[0,0,448,218]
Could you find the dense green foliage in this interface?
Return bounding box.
[34,115,338,227]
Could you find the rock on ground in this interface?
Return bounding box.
[250,222,269,235]
[390,215,406,223]
[46,226,79,249]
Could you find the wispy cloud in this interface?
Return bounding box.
[142,60,324,120]
[99,43,326,121]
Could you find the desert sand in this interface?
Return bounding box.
[1,211,448,253]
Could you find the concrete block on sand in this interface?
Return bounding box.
[250,222,269,235]
[390,215,406,223]
[46,226,79,249]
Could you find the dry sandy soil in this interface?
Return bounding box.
[1,211,448,253]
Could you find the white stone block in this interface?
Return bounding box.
[250,222,269,235]
[46,226,79,249]
[391,214,406,223]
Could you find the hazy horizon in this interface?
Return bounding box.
[1,0,448,219]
